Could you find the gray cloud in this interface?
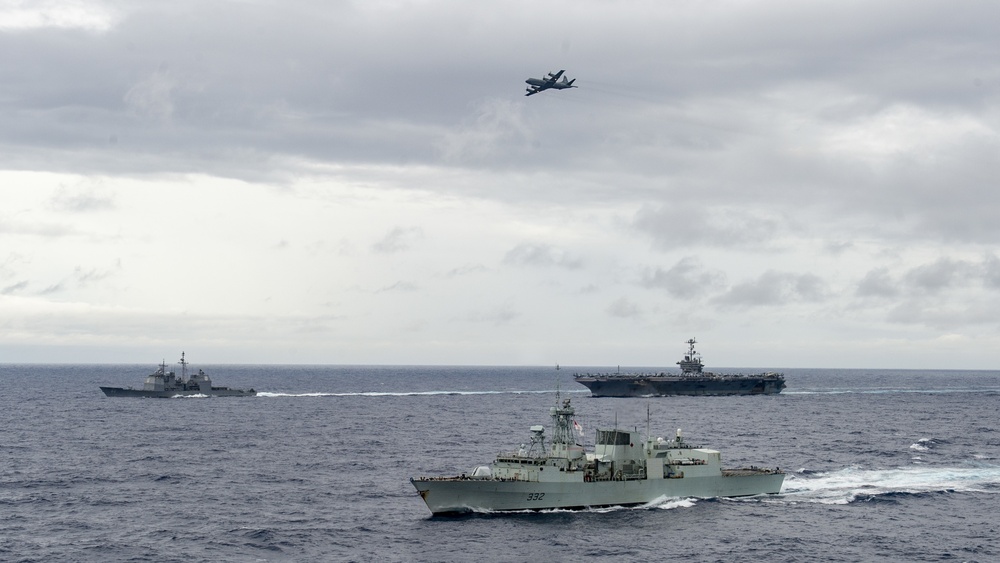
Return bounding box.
[631,204,783,251]
[24,264,121,297]
[0,219,79,238]
[464,303,519,325]
[641,256,727,298]
[858,255,1000,301]
[372,227,423,253]
[40,282,65,295]
[2,0,995,201]
[904,258,970,293]
[49,184,116,212]
[2,280,29,295]
[5,1,1000,366]
[377,281,419,293]
[607,297,641,319]
[503,243,582,270]
[124,68,176,122]
[856,267,898,299]
[74,265,118,286]
[0,253,28,279]
[444,264,489,278]
[849,254,1000,331]
[438,98,532,164]
[983,254,1000,289]
[886,299,1000,329]
[714,270,828,307]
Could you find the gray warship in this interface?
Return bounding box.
[574,338,785,397]
[410,397,783,515]
[99,352,256,398]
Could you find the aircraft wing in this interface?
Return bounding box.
[547,70,565,81]
[525,87,541,96]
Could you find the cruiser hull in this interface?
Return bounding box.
[99,386,256,398]
[575,376,784,397]
[412,471,784,515]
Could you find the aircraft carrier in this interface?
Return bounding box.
[410,397,783,515]
[99,352,256,398]
[574,338,785,397]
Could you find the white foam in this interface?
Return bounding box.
[255,389,587,398]
[466,496,697,515]
[779,465,1000,504]
[557,497,697,514]
[645,496,698,511]
[786,388,1000,395]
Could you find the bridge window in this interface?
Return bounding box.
[596,430,631,445]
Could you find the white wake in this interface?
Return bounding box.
[255,389,587,397]
[778,465,1000,504]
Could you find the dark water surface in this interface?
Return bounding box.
[2,364,999,562]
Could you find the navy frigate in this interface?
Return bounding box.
[99,352,256,398]
[574,338,785,397]
[410,398,783,515]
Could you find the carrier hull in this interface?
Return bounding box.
[575,338,786,397]
[575,375,785,397]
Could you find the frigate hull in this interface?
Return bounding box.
[411,396,784,516]
[412,471,784,515]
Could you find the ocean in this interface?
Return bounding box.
[1,364,998,562]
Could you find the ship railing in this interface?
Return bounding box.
[414,474,541,482]
[721,466,782,476]
[652,443,702,450]
[494,455,546,465]
[667,458,707,466]
[582,471,649,482]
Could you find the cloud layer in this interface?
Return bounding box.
[2,0,1000,367]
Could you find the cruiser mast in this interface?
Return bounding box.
[179,351,188,381]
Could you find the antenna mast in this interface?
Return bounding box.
[646,403,651,443]
[179,351,188,381]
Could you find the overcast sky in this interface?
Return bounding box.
[3,0,1000,367]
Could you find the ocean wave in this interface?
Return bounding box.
[779,465,1000,504]
[909,437,943,452]
[644,496,699,511]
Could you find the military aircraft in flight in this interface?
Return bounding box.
[524,70,577,96]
